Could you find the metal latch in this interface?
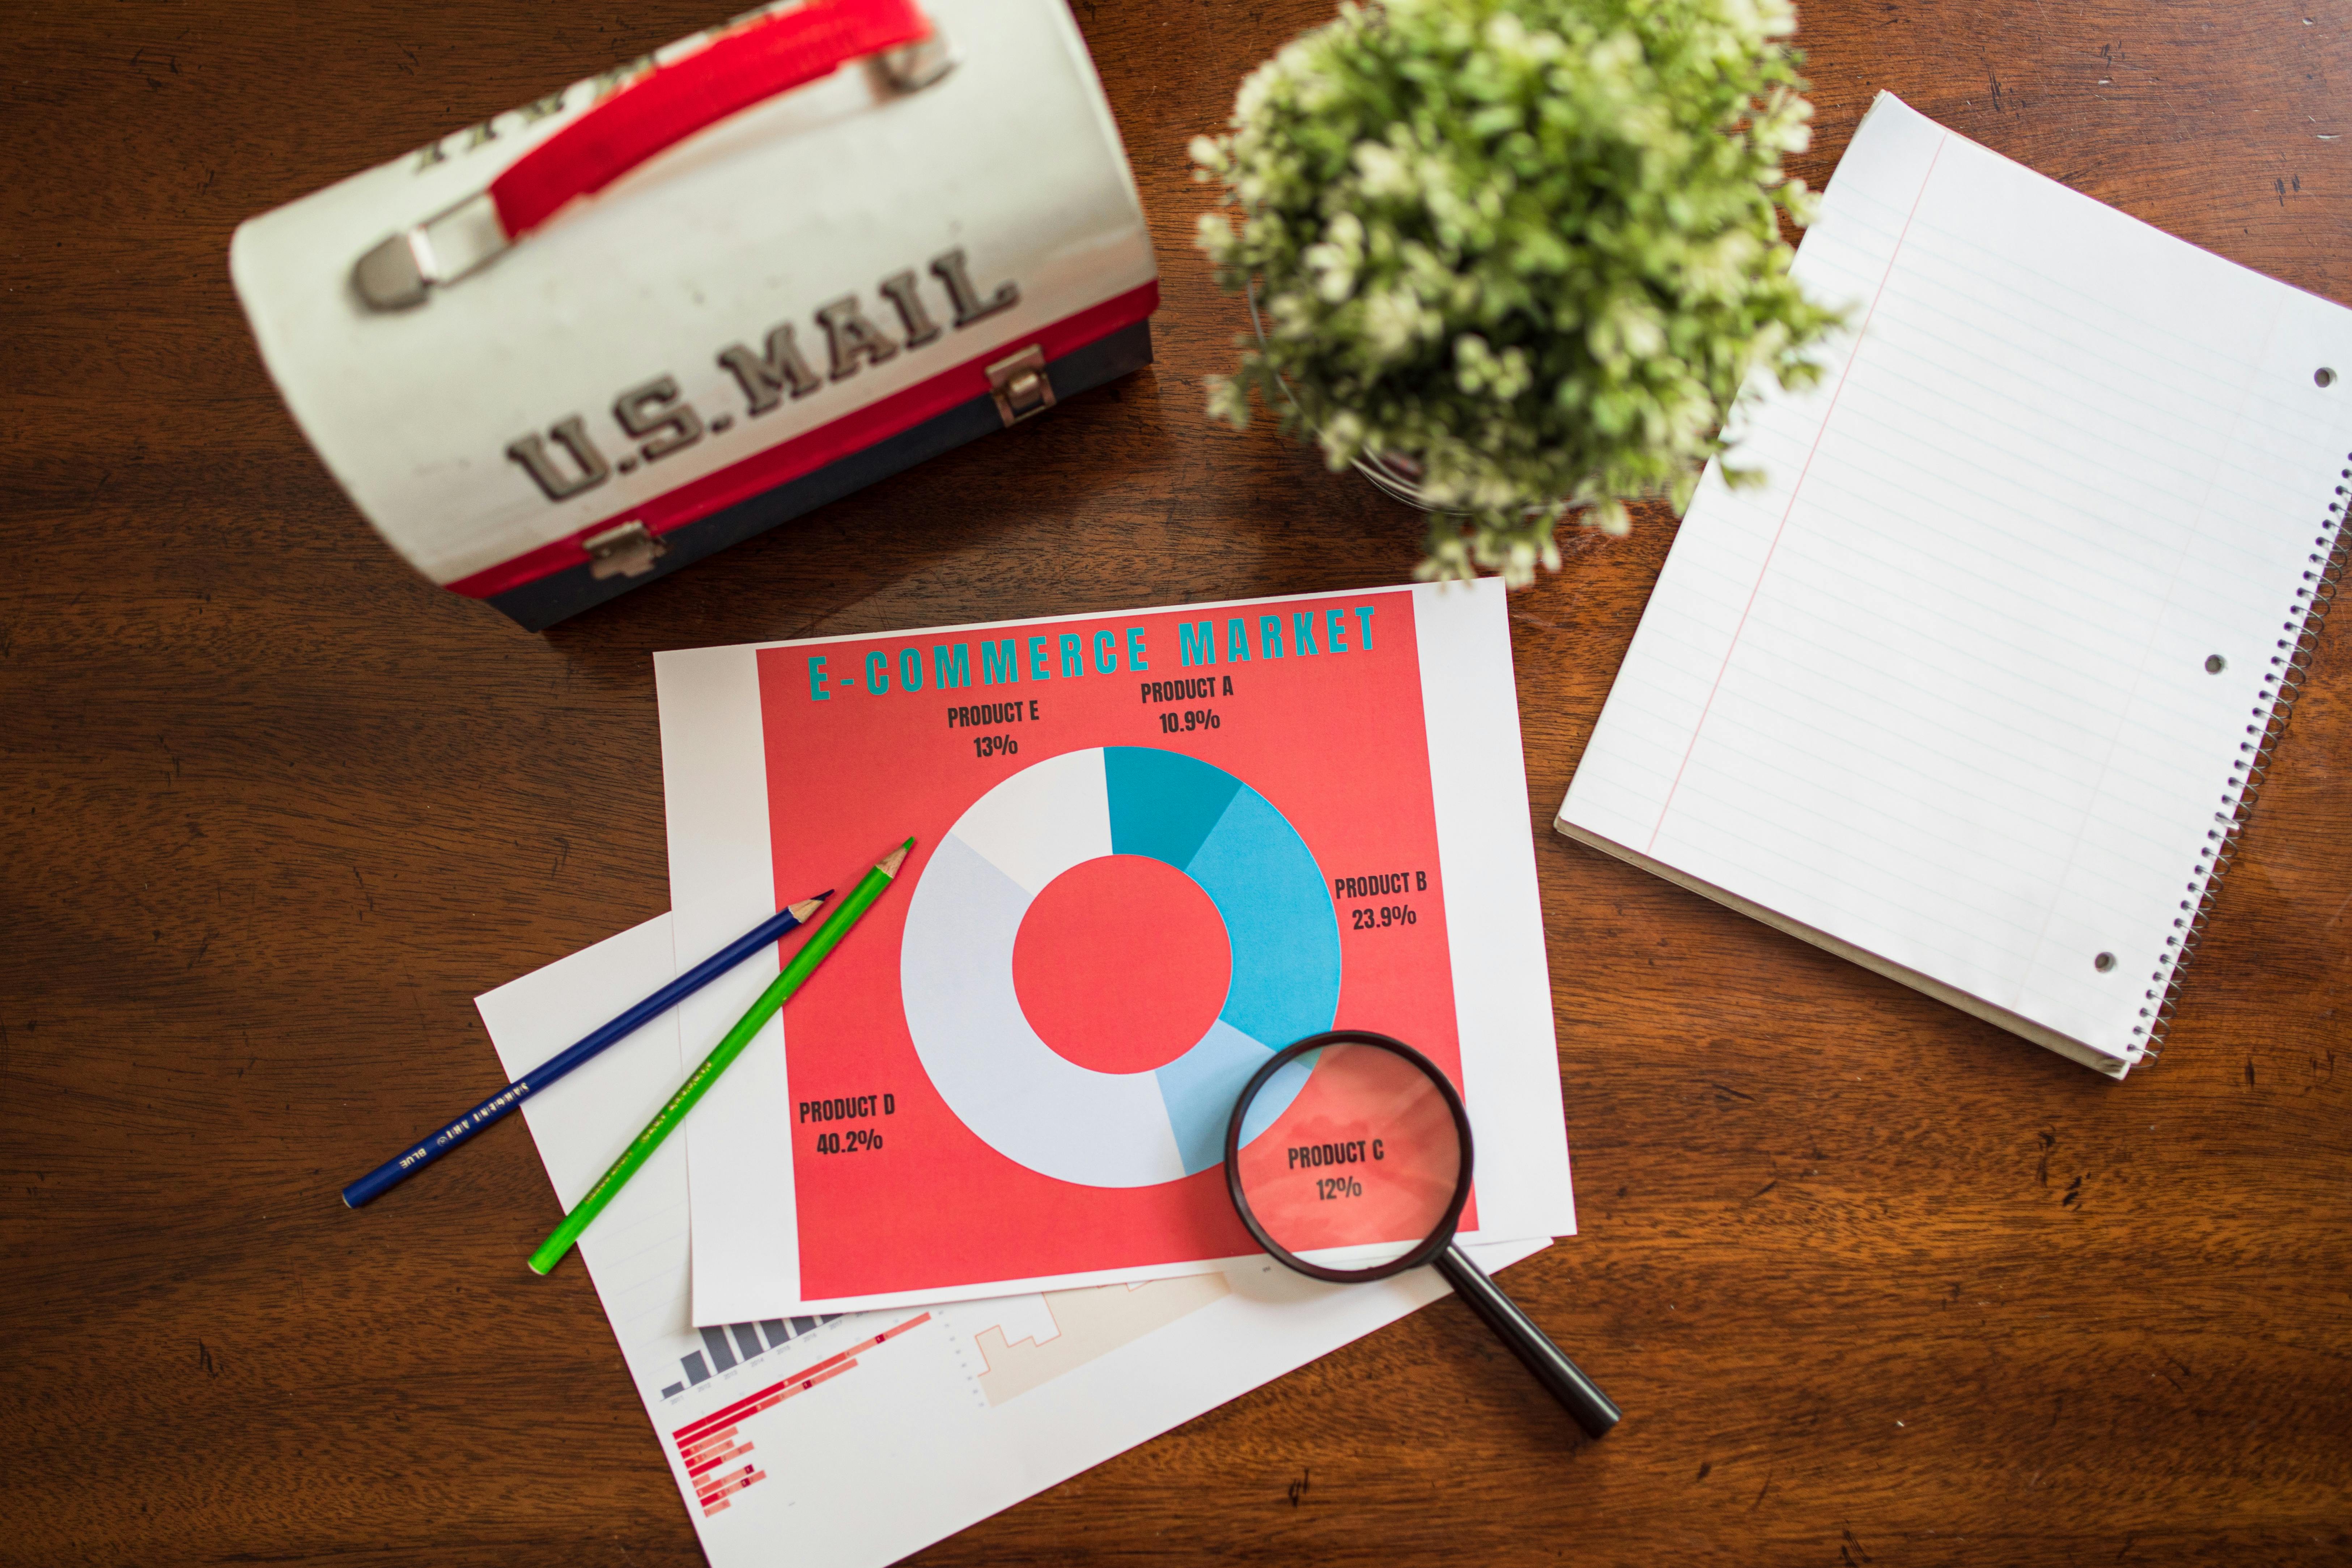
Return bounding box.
[582,520,666,579]
[353,191,509,311]
[871,29,956,93]
[985,346,1056,428]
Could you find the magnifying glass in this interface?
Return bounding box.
[1223,1029,1622,1440]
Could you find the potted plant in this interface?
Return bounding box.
[1193,0,1841,583]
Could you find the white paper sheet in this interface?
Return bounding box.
[657,580,1575,1323]
[481,915,1549,1568]
[1558,92,2352,1073]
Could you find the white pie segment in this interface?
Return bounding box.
[901,827,1187,1187]
[946,747,1113,897]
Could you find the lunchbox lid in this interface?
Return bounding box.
[231,0,1157,592]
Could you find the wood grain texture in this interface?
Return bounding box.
[3,0,2348,1564]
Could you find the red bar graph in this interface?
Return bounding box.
[670,1313,931,1516]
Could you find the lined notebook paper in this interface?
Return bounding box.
[1555,93,2351,1078]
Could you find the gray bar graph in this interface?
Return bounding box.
[666,1312,849,1398]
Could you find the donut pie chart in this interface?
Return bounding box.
[900,746,1342,1188]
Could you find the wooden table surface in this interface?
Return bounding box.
[5,0,2349,1563]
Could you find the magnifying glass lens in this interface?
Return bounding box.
[1231,1041,1466,1270]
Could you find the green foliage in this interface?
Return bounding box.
[1193,0,1842,583]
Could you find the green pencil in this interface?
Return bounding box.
[528,838,915,1275]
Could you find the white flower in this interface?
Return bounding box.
[1193,210,1236,262]
[1303,211,1366,302]
[1353,139,1417,200]
[1684,226,1761,299]
[1362,288,1433,359]
[1317,409,1367,466]
[1589,293,1666,365]
[1268,289,1318,339]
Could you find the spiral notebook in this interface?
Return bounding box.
[1555,93,2351,1078]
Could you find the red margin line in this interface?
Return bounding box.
[1645,133,1950,855]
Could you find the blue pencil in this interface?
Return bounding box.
[341,892,832,1207]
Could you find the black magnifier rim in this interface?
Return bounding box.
[1222,1029,1477,1284]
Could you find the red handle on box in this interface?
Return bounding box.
[489,0,934,239]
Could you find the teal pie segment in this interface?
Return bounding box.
[1105,746,1243,869]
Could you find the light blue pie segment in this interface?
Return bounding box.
[1234,1048,1318,1150]
[1175,776,1342,1054]
[1154,1018,1286,1176]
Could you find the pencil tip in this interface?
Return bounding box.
[900,836,915,849]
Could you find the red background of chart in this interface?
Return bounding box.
[752,589,1471,1300]
[1011,855,1235,1075]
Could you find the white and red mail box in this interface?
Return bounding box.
[232,0,1158,629]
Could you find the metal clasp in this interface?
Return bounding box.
[582,520,666,579]
[872,25,956,93]
[353,191,511,311]
[985,346,1055,428]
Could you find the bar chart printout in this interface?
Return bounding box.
[660,1313,844,1399]
[671,1314,933,1516]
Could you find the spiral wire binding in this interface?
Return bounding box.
[2135,444,2352,1062]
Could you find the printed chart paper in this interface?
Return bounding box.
[480,914,1547,1568]
[658,580,1574,1322]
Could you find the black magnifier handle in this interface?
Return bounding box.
[1435,1242,1622,1439]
